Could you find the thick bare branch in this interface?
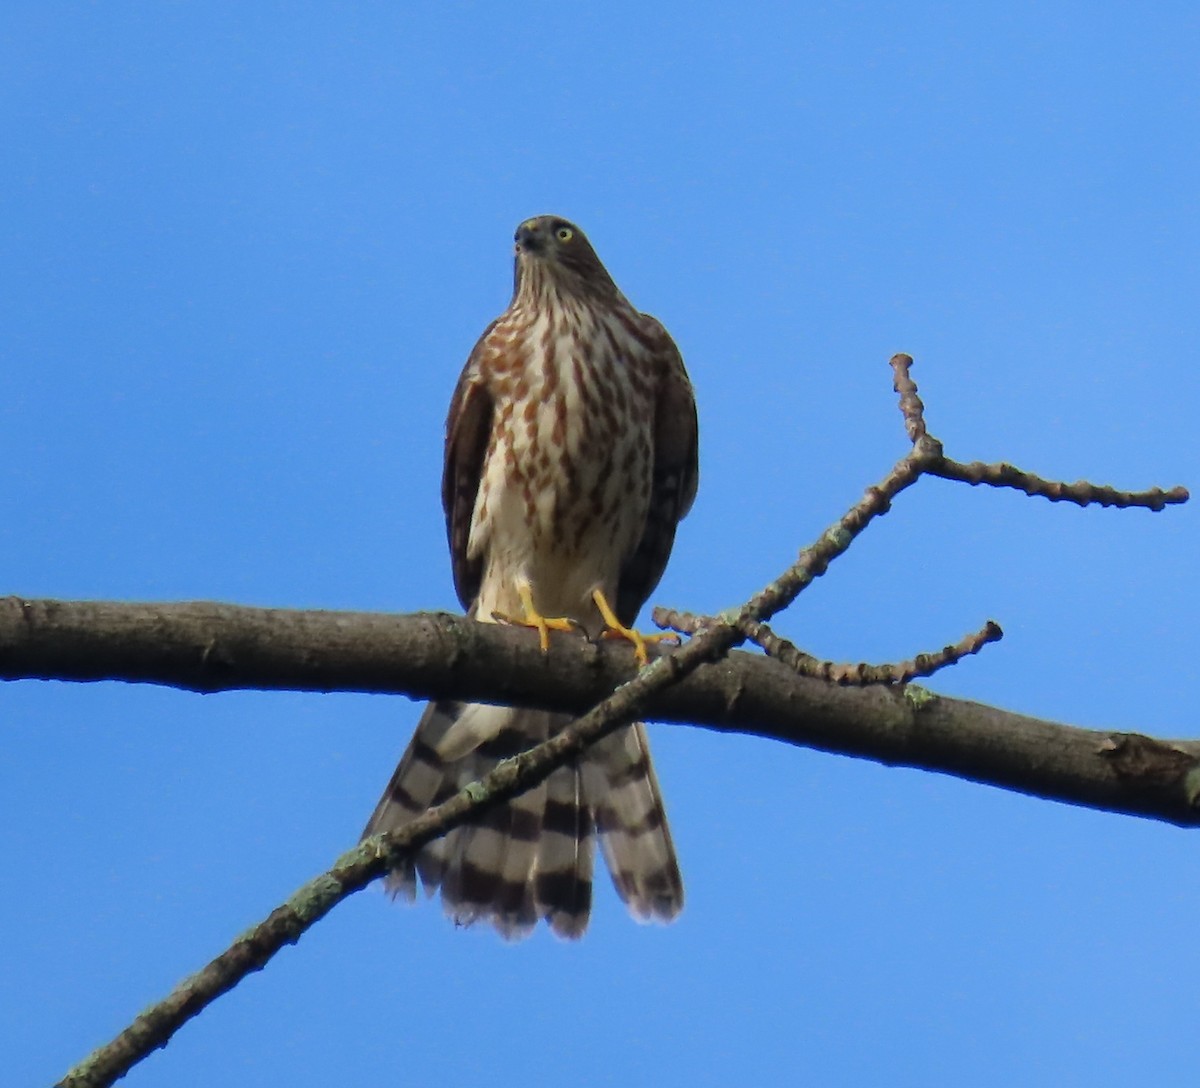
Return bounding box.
[7,595,1200,829]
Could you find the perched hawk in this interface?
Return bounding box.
[362,215,699,938]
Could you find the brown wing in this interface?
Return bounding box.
[616,316,699,626]
[441,325,497,610]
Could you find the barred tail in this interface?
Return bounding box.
[361,701,682,938]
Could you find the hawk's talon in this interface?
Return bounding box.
[495,584,583,653]
[591,589,678,667]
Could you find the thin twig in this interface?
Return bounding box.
[890,352,1187,511]
[931,458,1188,510]
[652,606,733,638]
[891,351,931,444]
[742,617,1003,685]
[654,609,1002,685]
[54,353,1189,1087]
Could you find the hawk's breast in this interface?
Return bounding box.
[470,302,656,621]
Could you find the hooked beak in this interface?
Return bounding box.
[514,219,547,256]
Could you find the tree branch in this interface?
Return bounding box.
[7,595,1200,828]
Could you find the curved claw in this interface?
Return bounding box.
[591,589,680,667]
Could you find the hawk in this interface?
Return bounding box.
[362,215,699,938]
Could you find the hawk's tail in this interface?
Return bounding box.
[360,701,683,939]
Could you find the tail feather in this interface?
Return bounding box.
[534,762,594,938]
[583,724,684,921]
[441,756,546,937]
[362,700,464,901]
[362,703,681,938]
[411,772,463,894]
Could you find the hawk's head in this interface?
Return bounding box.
[513,215,617,299]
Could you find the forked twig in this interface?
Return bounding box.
[655,353,1186,681]
[655,608,1003,685]
[890,353,1187,511]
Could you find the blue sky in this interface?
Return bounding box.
[3,3,1198,1085]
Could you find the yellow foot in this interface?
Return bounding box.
[591,589,680,667]
[494,582,581,653]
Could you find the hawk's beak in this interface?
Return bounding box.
[515,221,545,255]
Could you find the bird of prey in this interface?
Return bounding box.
[361,215,699,938]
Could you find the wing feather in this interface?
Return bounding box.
[616,316,699,625]
[441,327,497,609]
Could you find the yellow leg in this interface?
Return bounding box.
[494,581,580,653]
[591,588,680,667]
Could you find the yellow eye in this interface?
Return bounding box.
[556,226,574,242]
